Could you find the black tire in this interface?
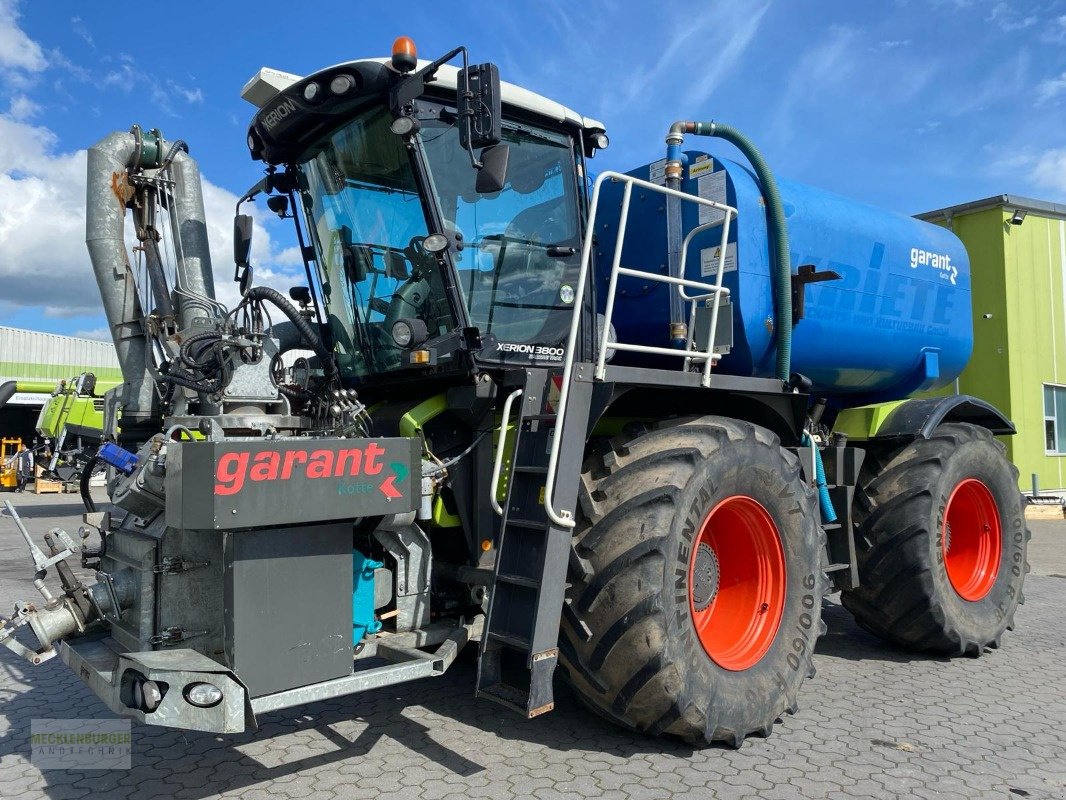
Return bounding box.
[560,417,828,747]
[841,423,1029,655]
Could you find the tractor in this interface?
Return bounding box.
[0,38,1028,748]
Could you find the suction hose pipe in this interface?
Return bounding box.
[801,431,837,524]
[243,286,336,376]
[666,121,792,382]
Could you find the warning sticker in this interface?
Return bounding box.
[700,242,738,277]
[697,171,728,226]
[689,158,714,179]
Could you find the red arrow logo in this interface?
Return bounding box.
[379,475,402,499]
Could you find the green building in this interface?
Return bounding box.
[917,195,1066,495]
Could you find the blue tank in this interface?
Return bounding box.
[594,152,973,407]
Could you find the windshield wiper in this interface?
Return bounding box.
[341,178,414,197]
[500,122,566,147]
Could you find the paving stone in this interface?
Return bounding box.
[1,495,1064,800]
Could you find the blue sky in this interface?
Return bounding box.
[1,0,1065,338]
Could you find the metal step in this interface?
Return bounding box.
[513,465,550,475]
[495,573,541,589]
[476,368,593,719]
[488,630,532,650]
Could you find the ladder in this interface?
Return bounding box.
[476,368,592,717]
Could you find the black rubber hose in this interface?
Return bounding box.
[160,369,222,394]
[243,286,335,375]
[179,330,224,371]
[80,454,100,513]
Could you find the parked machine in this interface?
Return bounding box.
[0,373,116,480]
[0,39,1029,747]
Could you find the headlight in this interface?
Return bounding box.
[302,82,320,101]
[184,682,223,708]
[392,320,413,348]
[391,318,428,349]
[422,233,449,253]
[390,116,421,136]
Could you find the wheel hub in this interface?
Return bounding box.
[942,478,1002,602]
[691,543,720,611]
[687,495,787,671]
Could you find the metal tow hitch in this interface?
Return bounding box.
[0,500,112,665]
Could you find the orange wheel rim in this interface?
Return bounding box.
[688,495,786,671]
[942,478,1001,601]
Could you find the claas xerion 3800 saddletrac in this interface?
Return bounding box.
[0,38,1029,747]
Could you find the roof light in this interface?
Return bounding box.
[392,36,417,73]
[330,74,354,95]
[303,82,320,102]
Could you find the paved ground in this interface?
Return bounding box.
[0,491,1064,800]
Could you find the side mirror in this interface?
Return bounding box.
[385,250,410,280]
[458,63,501,150]
[475,144,510,194]
[234,214,253,267]
[339,225,368,284]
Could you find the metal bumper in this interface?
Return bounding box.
[58,634,249,733]
[58,620,479,734]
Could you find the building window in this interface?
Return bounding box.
[1047,384,1066,455]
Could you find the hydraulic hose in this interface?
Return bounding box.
[666,121,792,382]
[243,286,335,376]
[801,432,837,524]
[80,454,100,514]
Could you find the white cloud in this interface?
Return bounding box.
[0,113,299,318]
[1036,71,1066,105]
[987,2,1037,32]
[0,3,297,324]
[72,327,111,342]
[615,4,769,110]
[169,82,203,104]
[0,0,45,75]
[775,26,857,139]
[7,92,37,119]
[1031,149,1066,196]
[682,4,770,109]
[1043,15,1066,43]
[70,16,93,48]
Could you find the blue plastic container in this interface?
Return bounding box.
[594,152,973,407]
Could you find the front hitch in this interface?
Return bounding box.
[0,500,119,665]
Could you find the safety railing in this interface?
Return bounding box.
[544,171,738,528]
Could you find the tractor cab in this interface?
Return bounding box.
[241,41,608,387]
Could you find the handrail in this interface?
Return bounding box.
[543,170,738,529]
[489,388,524,517]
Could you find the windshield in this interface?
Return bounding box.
[297,104,582,379]
[421,119,581,353]
[298,106,457,379]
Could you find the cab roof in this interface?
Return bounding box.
[242,58,606,134]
